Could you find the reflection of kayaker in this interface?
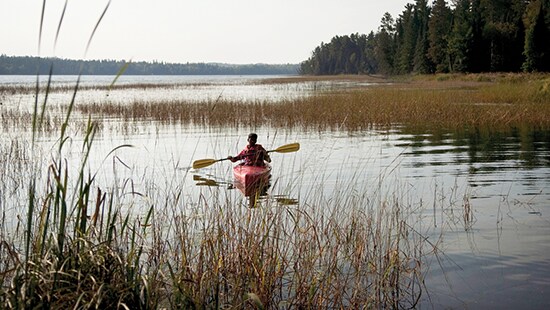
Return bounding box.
[228,133,271,166]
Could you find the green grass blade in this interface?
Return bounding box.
[84,0,112,57]
[109,60,130,91]
[53,1,68,50]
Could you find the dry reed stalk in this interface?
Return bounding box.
[70,74,550,133]
[4,73,550,133]
[151,182,430,309]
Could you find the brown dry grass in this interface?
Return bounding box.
[72,73,550,132]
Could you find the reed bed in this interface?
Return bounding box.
[257,74,392,85]
[4,73,550,134]
[0,81,241,96]
[0,120,436,309]
[0,151,436,308]
[70,74,550,133]
[1,110,56,134]
[157,189,430,308]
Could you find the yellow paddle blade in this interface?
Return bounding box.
[192,158,218,169]
[270,142,300,153]
[193,143,298,169]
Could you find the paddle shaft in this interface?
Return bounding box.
[192,142,299,169]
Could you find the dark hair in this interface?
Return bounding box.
[248,133,258,140]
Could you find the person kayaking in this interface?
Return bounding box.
[228,133,271,166]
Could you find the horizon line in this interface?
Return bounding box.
[0,54,301,66]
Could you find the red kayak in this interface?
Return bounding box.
[233,164,271,196]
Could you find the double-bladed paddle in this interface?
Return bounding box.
[192,142,300,169]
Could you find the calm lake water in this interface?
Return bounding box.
[1,75,549,308]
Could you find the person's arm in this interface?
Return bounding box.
[228,148,246,162]
[261,146,271,163]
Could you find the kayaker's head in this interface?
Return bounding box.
[247,133,258,146]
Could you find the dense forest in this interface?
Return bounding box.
[0,55,299,75]
[300,0,550,75]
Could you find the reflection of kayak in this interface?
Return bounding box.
[233,164,271,196]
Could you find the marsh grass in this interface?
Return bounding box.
[0,81,220,96]
[1,134,447,308]
[157,190,429,308]
[70,73,550,133]
[4,73,550,135]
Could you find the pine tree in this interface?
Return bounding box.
[412,0,433,73]
[480,0,526,71]
[428,0,452,72]
[395,4,417,74]
[523,0,550,72]
[447,0,474,72]
[374,13,397,75]
[364,31,378,74]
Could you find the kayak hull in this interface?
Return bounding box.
[233,164,271,196]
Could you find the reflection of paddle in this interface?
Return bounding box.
[193,174,223,187]
[192,142,300,169]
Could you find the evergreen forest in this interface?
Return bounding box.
[300,0,550,75]
[0,55,299,75]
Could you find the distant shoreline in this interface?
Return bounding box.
[0,55,300,76]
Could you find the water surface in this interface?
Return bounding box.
[1,75,549,308]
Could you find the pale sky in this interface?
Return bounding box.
[1,0,411,64]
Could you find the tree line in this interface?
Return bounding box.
[300,0,550,75]
[0,55,299,75]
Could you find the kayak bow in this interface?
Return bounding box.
[233,164,271,196]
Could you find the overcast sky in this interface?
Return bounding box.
[1,0,411,64]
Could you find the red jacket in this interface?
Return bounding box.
[235,144,269,166]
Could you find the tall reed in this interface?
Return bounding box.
[3,129,446,308]
[71,73,550,133]
[1,1,152,308]
[157,190,428,308]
